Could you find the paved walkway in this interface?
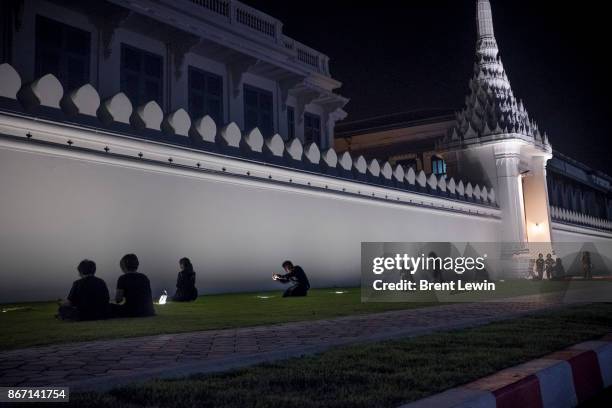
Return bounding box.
[0,299,566,391]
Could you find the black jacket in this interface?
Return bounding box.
[279,266,310,288]
[68,275,110,320]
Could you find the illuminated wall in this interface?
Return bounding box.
[0,145,502,302]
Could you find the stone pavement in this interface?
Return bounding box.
[0,300,566,392]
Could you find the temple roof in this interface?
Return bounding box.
[335,108,455,138]
[445,0,550,147]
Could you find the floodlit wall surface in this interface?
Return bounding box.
[0,146,501,302]
[552,224,612,276]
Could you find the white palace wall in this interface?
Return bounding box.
[2,64,610,303]
[0,64,505,302]
[0,145,501,302]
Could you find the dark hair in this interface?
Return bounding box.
[282,260,293,269]
[180,257,194,273]
[120,254,139,272]
[538,253,543,257]
[78,259,96,276]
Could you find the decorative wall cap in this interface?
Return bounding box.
[244,128,264,152]
[163,108,191,137]
[100,92,132,124]
[285,137,304,161]
[192,115,217,143]
[0,63,21,99]
[0,65,499,213]
[304,142,321,164]
[265,134,285,157]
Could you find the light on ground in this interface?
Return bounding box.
[1,307,29,313]
[157,290,168,305]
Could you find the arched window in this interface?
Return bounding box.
[431,156,447,176]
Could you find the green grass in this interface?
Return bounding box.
[0,288,434,351]
[68,303,612,408]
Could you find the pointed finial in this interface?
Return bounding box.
[477,0,495,39]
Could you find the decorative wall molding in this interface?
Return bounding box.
[0,64,500,221]
[551,206,612,232]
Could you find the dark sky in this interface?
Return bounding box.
[242,0,611,175]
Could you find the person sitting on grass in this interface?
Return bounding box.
[111,254,155,318]
[57,259,110,321]
[172,257,198,302]
[273,260,310,297]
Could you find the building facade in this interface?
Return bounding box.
[0,0,348,149]
[0,0,610,302]
[337,0,612,248]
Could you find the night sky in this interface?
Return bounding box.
[242,0,611,175]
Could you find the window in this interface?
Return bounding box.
[188,67,223,125]
[244,85,273,137]
[120,44,163,107]
[287,106,295,139]
[431,156,447,176]
[35,16,91,91]
[304,112,321,145]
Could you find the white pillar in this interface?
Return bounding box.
[494,142,527,246]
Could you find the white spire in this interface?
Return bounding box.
[476,0,499,61]
[442,0,549,146]
[477,0,495,39]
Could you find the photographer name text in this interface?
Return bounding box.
[372,279,495,292]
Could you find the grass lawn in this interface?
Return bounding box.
[68,303,612,408]
[0,288,434,351]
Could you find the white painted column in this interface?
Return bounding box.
[494,142,527,245]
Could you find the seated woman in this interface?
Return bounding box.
[111,254,155,318]
[57,260,110,321]
[172,257,198,302]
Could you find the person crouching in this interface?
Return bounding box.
[273,260,310,297]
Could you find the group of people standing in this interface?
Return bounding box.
[533,253,564,280]
[57,254,198,321]
[533,251,594,280]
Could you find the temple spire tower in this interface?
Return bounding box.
[476,0,498,56]
[441,0,554,253]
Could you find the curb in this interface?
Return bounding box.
[400,333,612,408]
